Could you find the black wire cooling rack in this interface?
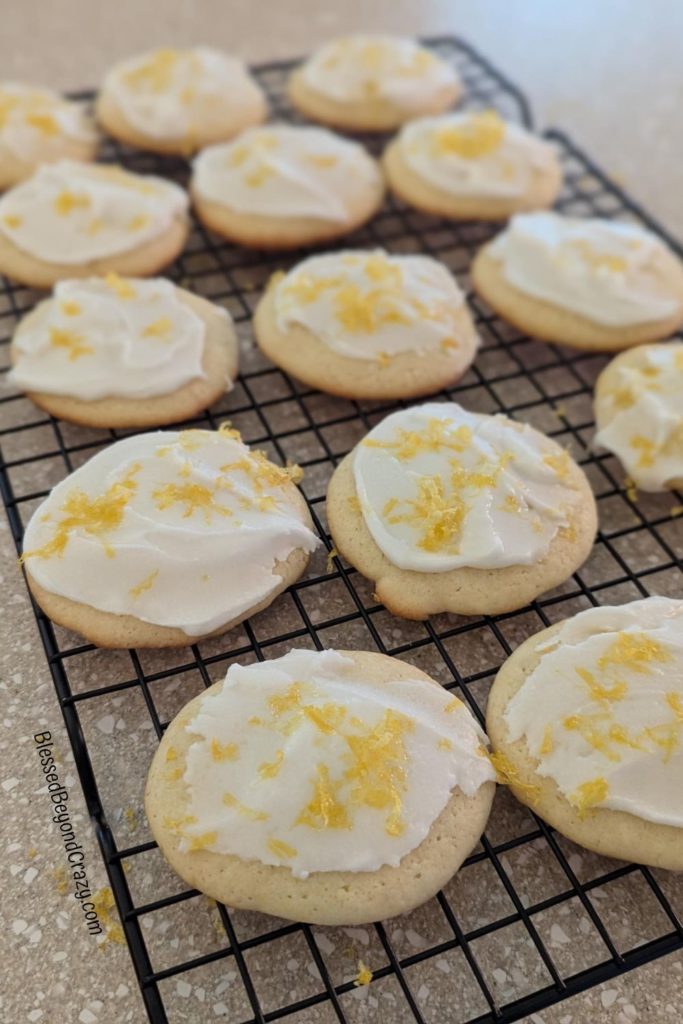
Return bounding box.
[1,35,682,1024]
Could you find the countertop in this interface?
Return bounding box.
[1,2,682,1023]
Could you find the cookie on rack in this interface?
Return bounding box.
[145,647,495,925]
[472,212,683,350]
[190,124,384,250]
[253,248,480,400]
[22,427,318,648]
[0,83,98,190]
[327,401,597,619]
[287,34,462,133]
[0,160,189,288]
[486,596,683,870]
[593,342,683,491]
[7,274,238,428]
[96,47,267,157]
[383,110,561,221]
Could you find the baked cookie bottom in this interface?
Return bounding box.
[382,139,563,222]
[11,288,239,429]
[253,285,479,400]
[0,216,190,289]
[145,649,495,925]
[95,91,267,157]
[287,69,461,133]
[486,622,683,871]
[190,182,385,252]
[327,453,597,619]
[472,247,683,351]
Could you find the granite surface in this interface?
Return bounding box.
[1,3,682,1023]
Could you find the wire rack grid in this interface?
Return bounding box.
[0,35,682,1024]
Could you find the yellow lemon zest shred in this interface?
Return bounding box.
[569,777,609,818]
[258,750,284,779]
[222,792,268,821]
[210,739,239,762]
[48,326,93,361]
[355,961,373,986]
[267,837,297,859]
[296,763,351,831]
[129,569,159,598]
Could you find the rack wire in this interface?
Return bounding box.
[0,35,681,1024]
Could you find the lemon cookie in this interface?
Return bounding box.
[486,597,683,870]
[327,401,596,619]
[253,249,479,400]
[22,427,318,648]
[145,647,495,925]
[190,124,384,250]
[593,342,683,491]
[8,274,238,428]
[287,35,461,133]
[472,212,683,350]
[383,110,561,221]
[0,160,189,288]
[0,83,97,190]
[97,47,267,157]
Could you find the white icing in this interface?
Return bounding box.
[8,277,218,400]
[22,429,318,636]
[489,212,683,327]
[399,111,557,199]
[103,47,264,141]
[191,124,381,222]
[503,596,683,827]
[0,83,96,164]
[272,249,475,361]
[179,648,494,876]
[301,35,459,110]
[0,160,188,264]
[352,402,583,572]
[593,343,683,491]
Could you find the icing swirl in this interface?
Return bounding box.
[300,35,459,109]
[8,276,218,401]
[0,160,188,263]
[488,212,683,327]
[175,648,494,876]
[22,428,318,636]
[398,111,558,199]
[272,249,475,361]
[0,83,96,164]
[102,47,265,142]
[191,125,382,222]
[594,342,683,491]
[352,402,583,572]
[503,597,683,826]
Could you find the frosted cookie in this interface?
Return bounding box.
[287,35,461,133]
[0,83,97,190]
[190,124,384,250]
[97,47,267,157]
[253,249,480,400]
[593,342,683,491]
[472,212,683,350]
[145,647,495,925]
[8,275,238,428]
[486,597,683,870]
[383,110,561,221]
[21,427,317,648]
[0,160,189,288]
[327,401,596,619]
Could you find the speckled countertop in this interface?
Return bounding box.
[1,3,682,1023]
